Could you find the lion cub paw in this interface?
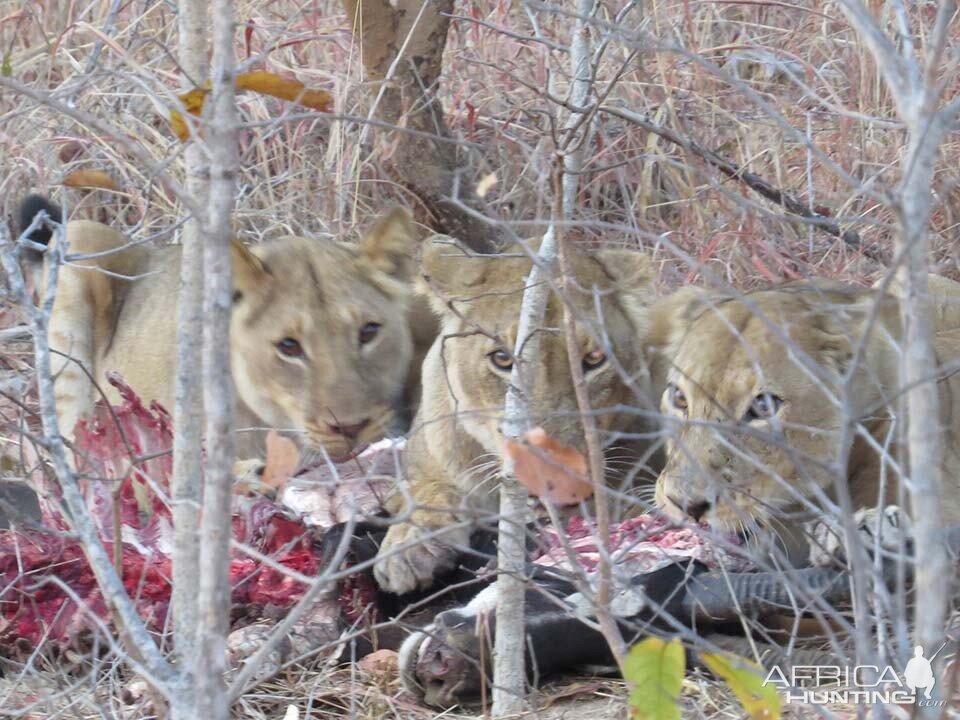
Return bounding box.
[854,505,911,555]
[373,520,468,595]
[808,505,911,566]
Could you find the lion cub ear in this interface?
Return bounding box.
[418,235,491,313]
[360,206,417,280]
[643,286,715,382]
[595,249,656,332]
[596,249,654,288]
[231,239,272,301]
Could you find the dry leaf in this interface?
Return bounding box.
[503,427,592,505]
[236,71,333,111]
[357,648,399,677]
[169,112,189,142]
[179,86,208,114]
[63,169,119,191]
[262,429,299,492]
[58,140,85,164]
[232,431,298,496]
[476,172,498,198]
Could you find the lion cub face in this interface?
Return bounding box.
[421,237,653,466]
[655,288,877,540]
[230,209,417,459]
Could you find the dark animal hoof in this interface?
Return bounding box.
[399,608,487,707]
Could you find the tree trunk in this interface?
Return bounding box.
[837,2,959,709]
[340,0,501,253]
[170,0,208,676]
[896,114,950,670]
[494,225,556,715]
[192,0,239,715]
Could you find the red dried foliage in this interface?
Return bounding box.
[0,375,351,654]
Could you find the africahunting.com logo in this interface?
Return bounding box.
[762,645,947,707]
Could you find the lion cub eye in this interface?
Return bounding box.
[359,322,381,346]
[276,337,305,359]
[744,393,783,422]
[582,350,607,371]
[667,383,688,411]
[489,349,514,371]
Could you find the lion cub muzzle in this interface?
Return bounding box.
[302,406,398,459]
[655,465,720,524]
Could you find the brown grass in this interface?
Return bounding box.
[3,1,958,284]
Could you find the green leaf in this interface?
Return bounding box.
[701,651,782,720]
[1,53,11,77]
[623,637,685,720]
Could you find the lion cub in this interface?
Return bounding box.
[19,196,424,460]
[654,280,960,561]
[373,236,665,594]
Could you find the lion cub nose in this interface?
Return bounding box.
[327,419,371,439]
[683,499,711,522]
[668,494,711,522]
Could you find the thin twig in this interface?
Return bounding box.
[192,0,240,714]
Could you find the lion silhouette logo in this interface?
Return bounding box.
[904,646,935,700]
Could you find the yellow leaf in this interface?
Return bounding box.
[179,86,209,115]
[623,637,685,720]
[170,86,210,141]
[169,111,189,142]
[701,652,782,720]
[236,71,332,111]
[63,169,119,191]
[168,75,330,141]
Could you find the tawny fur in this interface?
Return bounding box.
[654,278,960,562]
[42,208,433,460]
[374,236,674,594]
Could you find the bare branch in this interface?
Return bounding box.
[340,0,503,252]
[0,75,202,222]
[169,0,209,675]
[192,0,240,715]
[834,1,916,118]
[838,0,959,703]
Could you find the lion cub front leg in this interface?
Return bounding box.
[374,475,472,595]
[48,271,98,442]
[39,218,147,443]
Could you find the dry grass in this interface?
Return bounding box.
[3,1,958,283]
[1,0,959,717]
